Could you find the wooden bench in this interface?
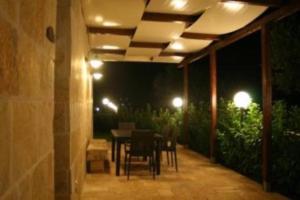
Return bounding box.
[86,139,108,173]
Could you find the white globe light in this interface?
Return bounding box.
[102,98,109,105]
[93,73,103,80]
[172,97,183,108]
[233,91,252,109]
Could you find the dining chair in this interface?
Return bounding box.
[124,130,156,180]
[161,126,178,171]
[118,122,136,130]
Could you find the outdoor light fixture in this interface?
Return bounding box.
[88,57,103,69]
[103,21,120,27]
[222,1,244,12]
[172,97,183,108]
[102,98,109,105]
[102,98,118,112]
[95,107,100,112]
[233,91,252,109]
[171,0,187,10]
[93,72,103,80]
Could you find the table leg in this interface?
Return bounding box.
[156,142,161,175]
[116,141,121,176]
[111,137,115,162]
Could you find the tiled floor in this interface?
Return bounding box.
[81,144,287,200]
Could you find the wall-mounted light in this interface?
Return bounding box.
[89,58,103,69]
[93,72,103,80]
[170,0,187,10]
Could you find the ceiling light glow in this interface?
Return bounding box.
[170,42,184,50]
[95,15,103,23]
[103,21,120,27]
[222,1,244,12]
[171,0,187,10]
[89,58,103,69]
[102,45,120,50]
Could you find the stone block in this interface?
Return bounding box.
[0,15,18,96]
[12,102,38,182]
[19,0,45,43]
[87,161,105,173]
[32,155,53,200]
[0,100,11,196]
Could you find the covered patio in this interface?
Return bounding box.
[1,0,299,200]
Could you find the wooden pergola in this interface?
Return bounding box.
[180,0,300,191]
[81,0,300,191]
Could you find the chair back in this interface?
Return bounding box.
[162,126,177,150]
[130,130,154,156]
[118,122,136,130]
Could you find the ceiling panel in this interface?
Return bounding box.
[82,0,145,28]
[98,54,125,61]
[126,47,162,56]
[146,0,218,15]
[133,21,185,42]
[89,34,131,49]
[124,56,152,62]
[164,37,212,53]
[187,2,267,34]
[152,56,184,63]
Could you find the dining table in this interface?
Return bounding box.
[111,129,162,176]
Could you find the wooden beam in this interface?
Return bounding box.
[179,0,300,67]
[183,64,189,147]
[261,23,272,192]
[91,49,126,55]
[130,41,169,49]
[222,0,283,7]
[181,32,220,40]
[142,12,200,24]
[87,27,136,36]
[209,48,217,162]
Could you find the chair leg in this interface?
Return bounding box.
[171,151,174,167]
[174,150,178,172]
[152,156,155,180]
[166,151,169,165]
[124,153,128,175]
[127,155,132,180]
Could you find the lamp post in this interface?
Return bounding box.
[233,91,252,126]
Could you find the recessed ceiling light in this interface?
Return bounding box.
[170,0,187,10]
[170,42,184,50]
[102,45,120,50]
[222,1,244,12]
[103,21,120,27]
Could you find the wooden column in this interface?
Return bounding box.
[261,23,272,191]
[183,64,189,147]
[209,48,217,162]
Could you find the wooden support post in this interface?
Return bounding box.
[261,23,272,191]
[183,64,189,147]
[210,48,217,162]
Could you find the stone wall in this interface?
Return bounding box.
[54,0,92,199]
[0,0,56,199]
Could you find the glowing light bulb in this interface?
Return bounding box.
[93,73,103,80]
[172,97,183,108]
[233,91,252,109]
[89,58,103,69]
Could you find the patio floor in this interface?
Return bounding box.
[81,144,287,200]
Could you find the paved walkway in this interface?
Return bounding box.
[81,144,286,200]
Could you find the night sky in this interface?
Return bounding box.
[93,32,263,109]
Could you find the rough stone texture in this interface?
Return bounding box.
[0,0,56,199]
[54,0,92,199]
[81,144,288,200]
